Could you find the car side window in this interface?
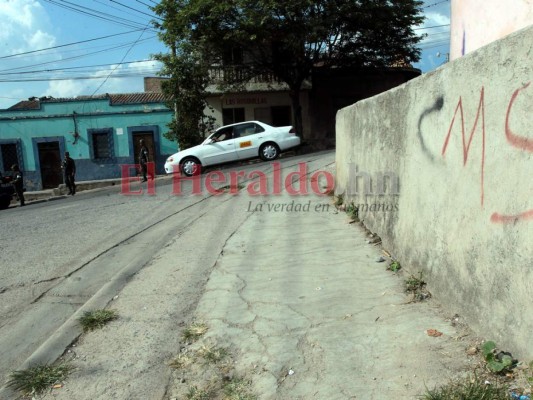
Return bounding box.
[253,123,265,133]
[214,127,233,141]
[235,123,264,138]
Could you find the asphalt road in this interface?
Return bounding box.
[0,151,334,386]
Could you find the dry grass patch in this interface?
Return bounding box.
[169,352,193,370]
[198,344,228,364]
[7,364,72,396]
[421,376,511,399]
[223,377,257,400]
[186,385,213,400]
[78,309,118,332]
[182,321,209,342]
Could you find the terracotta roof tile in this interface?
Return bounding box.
[7,100,40,110]
[5,92,169,111]
[109,92,168,104]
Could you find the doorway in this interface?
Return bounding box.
[38,141,62,189]
[132,132,156,165]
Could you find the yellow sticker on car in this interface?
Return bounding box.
[240,141,252,148]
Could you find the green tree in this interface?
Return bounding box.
[153,0,425,140]
[152,1,215,150]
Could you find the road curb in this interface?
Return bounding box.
[0,253,154,399]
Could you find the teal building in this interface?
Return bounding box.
[0,93,176,191]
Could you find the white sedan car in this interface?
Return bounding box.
[164,121,301,176]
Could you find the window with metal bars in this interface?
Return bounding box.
[88,129,114,161]
[0,141,23,173]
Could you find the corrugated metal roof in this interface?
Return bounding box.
[6,92,169,111]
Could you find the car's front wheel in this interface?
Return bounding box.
[259,143,280,161]
[180,157,201,177]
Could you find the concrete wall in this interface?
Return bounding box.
[335,26,533,358]
[450,0,533,60]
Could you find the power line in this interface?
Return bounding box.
[93,0,161,22]
[414,23,450,31]
[0,72,160,83]
[0,37,157,73]
[418,40,450,50]
[42,0,159,30]
[89,25,152,96]
[0,29,148,60]
[0,59,159,76]
[135,0,155,8]
[108,0,160,20]
[423,0,449,8]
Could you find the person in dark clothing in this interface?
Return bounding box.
[61,152,76,195]
[10,164,25,207]
[138,139,149,182]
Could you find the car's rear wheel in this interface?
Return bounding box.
[180,157,201,177]
[259,143,280,161]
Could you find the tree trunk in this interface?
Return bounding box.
[289,88,304,141]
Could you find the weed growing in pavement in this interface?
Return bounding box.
[186,385,212,400]
[182,322,208,342]
[169,321,258,399]
[405,273,425,292]
[7,363,72,396]
[405,273,431,301]
[421,375,511,399]
[481,341,515,373]
[388,260,401,272]
[223,377,258,400]
[78,309,118,332]
[169,353,193,370]
[198,345,228,364]
[334,194,344,206]
[346,203,359,221]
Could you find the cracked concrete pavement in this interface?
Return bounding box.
[171,193,475,399]
[33,157,475,400]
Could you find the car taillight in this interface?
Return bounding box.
[289,127,295,135]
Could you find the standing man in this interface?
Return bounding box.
[138,139,149,182]
[62,151,76,195]
[10,164,25,207]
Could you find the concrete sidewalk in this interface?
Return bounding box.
[163,194,475,399]
[44,192,477,399]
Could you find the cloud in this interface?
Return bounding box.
[417,10,451,44]
[44,79,88,99]
[425,11,451,26]
[0,0,55,54]
[40,60,162,99]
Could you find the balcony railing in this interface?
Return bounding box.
[207,66,282,84]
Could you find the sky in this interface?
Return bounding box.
[0,0,451,110]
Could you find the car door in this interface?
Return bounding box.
[234,122,266,160]
[200,126,238,166]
